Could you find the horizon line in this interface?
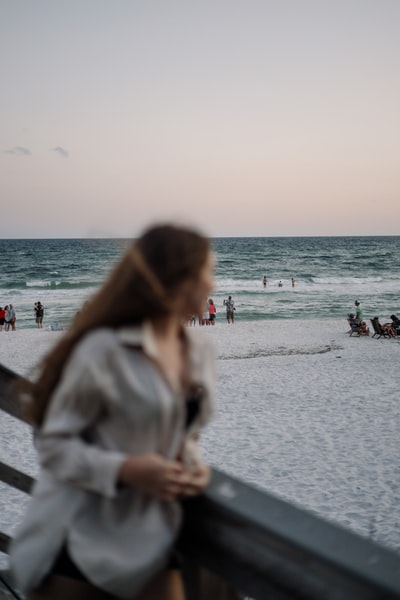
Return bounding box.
[1,233,400,241]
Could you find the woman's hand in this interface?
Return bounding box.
[180,462,211,498]
[118,454,211,502]
[118,453,193,502]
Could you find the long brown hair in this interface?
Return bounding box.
[23,223,210,427]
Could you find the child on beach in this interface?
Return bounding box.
[11,223,216,600]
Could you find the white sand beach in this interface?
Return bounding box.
[1,319,399,562]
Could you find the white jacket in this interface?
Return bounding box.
[10,322,215,598]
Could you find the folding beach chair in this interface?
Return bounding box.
[347,315,369,336]
[370,317,391,338]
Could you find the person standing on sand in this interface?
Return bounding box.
[0,306,5,332]
[353,300,369,334]
[11,223,216,600]
[201,299,210,325]
[354,300,363,324]
[223,295,235,323]
[34,301,45,328]
[208,298,216,324]
[4,305,10,331]
[6,304,16,331]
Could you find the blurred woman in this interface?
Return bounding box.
[11,223,216,600]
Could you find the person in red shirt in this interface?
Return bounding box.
[0,306,6,332]
[208,298,216,324]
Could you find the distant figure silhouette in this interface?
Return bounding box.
[34,301,44,328]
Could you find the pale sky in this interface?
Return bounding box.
[1,1,399,238]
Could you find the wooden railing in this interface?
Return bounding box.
[1,363,400,599]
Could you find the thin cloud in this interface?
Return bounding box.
[51,146,69,158]
[5,146,32,156]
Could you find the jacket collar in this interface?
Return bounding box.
[117,321,187,363]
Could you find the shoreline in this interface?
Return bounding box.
[1,317,398,375]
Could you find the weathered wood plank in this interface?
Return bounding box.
[0,533,11,556]
[0,463,34,495]
[0,365,25,422]
[0,570,23,599]
[0,364,18,384]
[0,393,24,422]
[179,470,400,600]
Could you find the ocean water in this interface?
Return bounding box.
[0,236,399,328]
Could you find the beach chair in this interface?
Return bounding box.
[370,317,390,338]
[389,315,400,336]
[347,315,369,336]
[347,317,361,336]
